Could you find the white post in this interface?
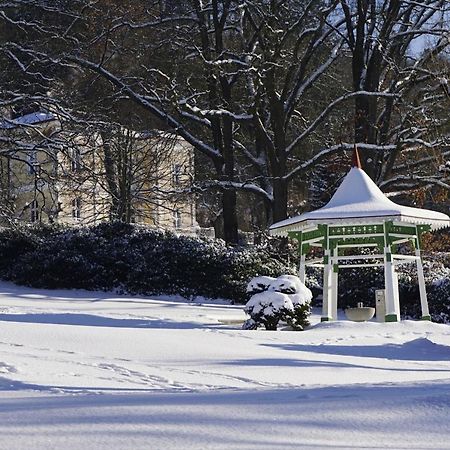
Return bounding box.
[416,248,430,320]
[299,254,306,284]
[384,245,400,322]
[322,249,333,322]
[331,247,338,320]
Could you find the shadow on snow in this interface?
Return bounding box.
[262,338,450,362]
[0,313,207,329]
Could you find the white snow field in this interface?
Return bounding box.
[0,281,450,449]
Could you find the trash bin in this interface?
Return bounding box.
[375,289,386,322]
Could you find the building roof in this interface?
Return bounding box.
[270,166,450,236]
[0,112,55,129]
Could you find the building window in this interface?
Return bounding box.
[173,209,181,229]
[172,164,182,185]
[72,197,82,220]
[71,148,82,172]
[30,200,39,222]
[27,151,38,174]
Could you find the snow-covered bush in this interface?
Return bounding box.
[244,291,294,330]
[0,222,293,303]
[244,274,312,330]
[0,223,56,277]
[269,275,312,330]
[246,276,276,296]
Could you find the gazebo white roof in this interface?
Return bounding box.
[270,166,450,236]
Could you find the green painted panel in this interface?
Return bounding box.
[417,224,431,233]
[384,221,393,246]
[328,224,384,236]
[390,225,417,235]
[321,317,331,322]
[302,228,324,242]
[319,224,329,250]
[329,236,385,248]
[421,315,431,321]
[385,314,398,322]
[288,231,302,241]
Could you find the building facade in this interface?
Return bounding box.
[0,112,198,233]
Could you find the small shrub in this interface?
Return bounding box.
[244,291,294,330]
[286,303,311,331]
[244,274,312,330]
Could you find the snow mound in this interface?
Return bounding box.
[268,275,313,305]
[246,276,276,294]
[245,291,293,316]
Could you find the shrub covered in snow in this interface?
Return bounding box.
[246,276,276,296]
[244,291,294,330]
[244,274,312,330]
[0,222,293,303]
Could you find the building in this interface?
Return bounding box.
[0,111,198,233]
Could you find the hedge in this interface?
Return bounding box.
[0,222,294,303]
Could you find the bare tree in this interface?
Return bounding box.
[338,0,450,186]
[0,0,448,238]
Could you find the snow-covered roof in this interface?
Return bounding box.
[270,166,450,235]
[0,112,55,129]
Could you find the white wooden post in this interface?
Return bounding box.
[415,248,430,320]
[331,247,338,320]
[322,249,333,321]
[383,222,400,322]
[384,245,400,322]
[393,270,401,319]
[299,254,306,284]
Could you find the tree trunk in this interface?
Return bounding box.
[222,188,238,244]
[272,177,288,224]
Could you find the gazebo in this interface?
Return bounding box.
[269,149,450,322]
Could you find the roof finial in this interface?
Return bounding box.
[352,144,362,169]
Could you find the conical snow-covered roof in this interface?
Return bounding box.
[270,165,450,236]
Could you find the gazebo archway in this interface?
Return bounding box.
[269,149,450,322]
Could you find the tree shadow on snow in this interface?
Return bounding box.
[0,313,208,329]
[263,338,450,362]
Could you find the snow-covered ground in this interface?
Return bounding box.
[0,281,449,449]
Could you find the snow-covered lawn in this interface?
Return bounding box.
[0,281,449,449]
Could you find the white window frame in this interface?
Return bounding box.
[172,163,182,185]
[71,148,82,172]
[173,209,182,229]
[72,197,82,220]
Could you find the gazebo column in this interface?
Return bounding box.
[321,225,333,322]
[384,222,400,321]
[415,227,430,320]
[298,233,306,284]
[384,246,399,322]
[415,249,430,320]
[331,247,339,320]
[322,249,333,322]
[299,253,306,284]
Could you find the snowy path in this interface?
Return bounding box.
[0,281,449,448]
